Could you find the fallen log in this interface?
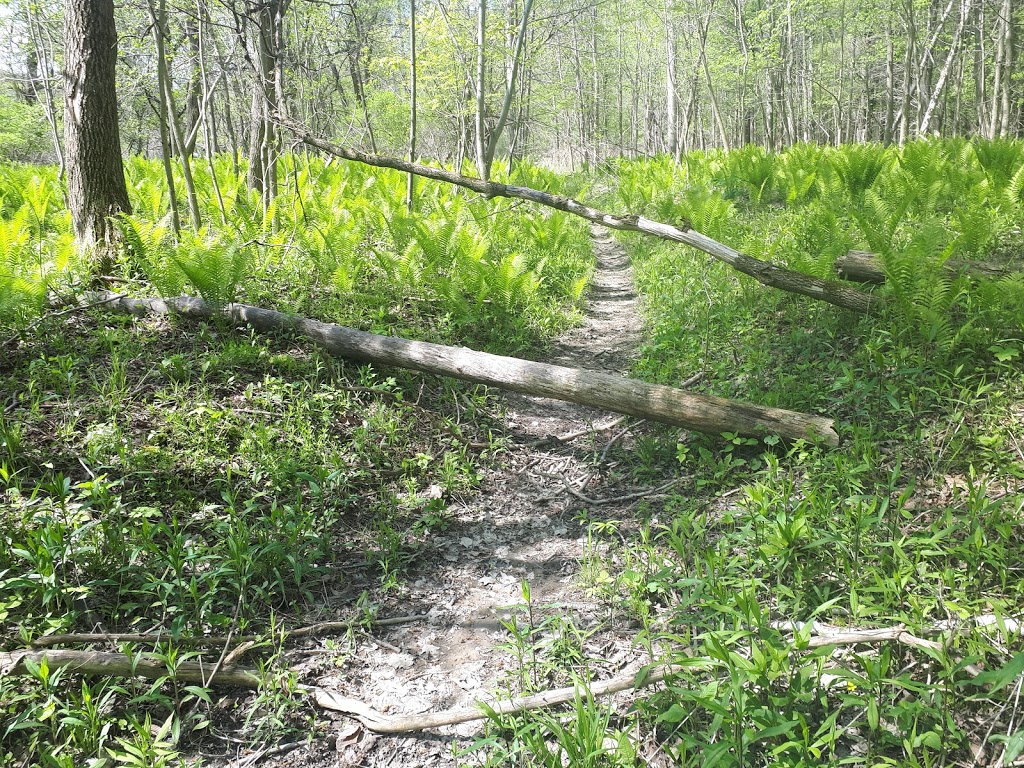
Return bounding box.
[0,649,260,687]
[278,116,879,315]
[93,292,840,446]
[836,249,1020,284]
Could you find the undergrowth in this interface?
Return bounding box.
[2,140,1024,767]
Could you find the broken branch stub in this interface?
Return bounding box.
[93,293,840,446]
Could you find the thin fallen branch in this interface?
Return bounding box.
[5,617,1006,737]
[226,740,306,768]
[278,117,879,315]
[774,621,984,675]
[31,614,425,648]
[537,471,683,506]
[2,292,126,348]
[526,416,627,447]
[314,665,678,733]
[87,293,840,446]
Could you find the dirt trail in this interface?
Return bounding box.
[259,228,658,767]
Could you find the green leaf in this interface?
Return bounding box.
[657,703,688,724]
[964,652,1024,694]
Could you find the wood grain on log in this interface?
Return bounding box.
[92,293,840,446]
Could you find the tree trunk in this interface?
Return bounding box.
[406,0,418,212]
[27,6,65,175]
[151,0,182,236]
[484,0,535,175]
[474,0,488,178]
[919,0,968,135]
[247,0,289,211]
[93,293,841,446]
[63,0,132,276]
[665,1,678,159]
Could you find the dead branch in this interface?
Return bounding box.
[526,416,627,447]
[537,470,683,506]
[314,665,679,733]
[277,117,879,315]
[31,614,425,648]
[87,292,840,446]
[0,649,261,687]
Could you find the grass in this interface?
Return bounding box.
[2,139,1024,767]
[456,141,1024,767]
[536,142,1024,767]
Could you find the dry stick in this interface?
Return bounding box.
[31,614,425,649]
[314,665,680,734]
[278,116,879,315]
[87,293,840,446]
[4,621,1000,735]
[599,424,632,464]
[227,740,307,768]
[774,622,984,676]
[537,471,682,506]
[680,371,706,389]
[2,292,126,348]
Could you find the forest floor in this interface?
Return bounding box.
[243,227,673,767]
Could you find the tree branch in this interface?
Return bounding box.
[276,116,880,314]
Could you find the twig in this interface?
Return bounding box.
[537,471,683,506]
[599,423,633,464]
[315,665,679,733]
[226,739,307,768]
[527,416,626,448]
[680,371,706,389]
[2,292,126,348]
[31,614,426,648]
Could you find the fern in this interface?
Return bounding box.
[170,232,252,306]
[724,146,777,207]
[825,143,891,204]
[115,213,183,296]
[777,144,823,206]
[0,211,46,326]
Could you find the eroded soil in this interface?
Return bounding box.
[220,228,675,768]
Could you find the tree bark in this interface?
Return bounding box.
[247,0,290,211]
[63,0,132,276]
[92,293,841,446]
[406,0,417,212]
[474,0,488,178]
[836,250,1019,283]
[280,118,880,315]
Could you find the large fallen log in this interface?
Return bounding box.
[278,116,879,315]
[836,249,1020,284]
[0,649,260,687]
[93,292,840,446]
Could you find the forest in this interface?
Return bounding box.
[1,0,1023,766]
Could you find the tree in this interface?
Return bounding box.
[63,0,132,276]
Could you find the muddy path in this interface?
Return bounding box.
[246,228,670,767]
